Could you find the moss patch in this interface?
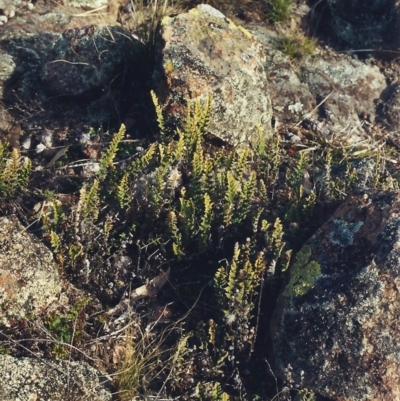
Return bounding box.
[283,245,321,297]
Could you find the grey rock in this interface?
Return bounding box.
[0,216,61,327]
[301,55,385,137]
[0,355,113,401]
[381,82,400,132]
[153,4,273,148]
[327,0,400,49]
[249,23,386,139]
[41,25,145,98]
[271,191,400,401]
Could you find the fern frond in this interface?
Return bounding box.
[82,179,100,220]
[202,155,216,196]
[2,148,20,193]
[324,149,332,197]
[99,124,126,179]
[212,382,230,401]
[214,267,228,306]
[148,166,167,217]
[259,178,267,205]
[150,90,165,134]
[168,211,184,258]
[198,94,212,134]
[223,172,239,225]
[19,157,31,188]
[0,148,31,198]
[129,143,156,174]
[192,142,204,179]
[234,148,249,180]
[272,217,285,259]
[50,230,61,253]
[174,128,185,162]
[226,243,240,299]
[117,173,130,209]
[199,193,213,249]
[178,188,196,242]
[234,170,256,224]
[184,100,192,147]
[51,199,64,227]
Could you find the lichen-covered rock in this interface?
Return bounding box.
[41,25,145,98]
[249,24,386,137]
[271,191,400,401]
[300,56,386,138]
[327,0,400,49]
[264,46,316,125]
[0,216,61,327]
[153,4,273,147]
[381,81,400,132]
[0,355,113,401]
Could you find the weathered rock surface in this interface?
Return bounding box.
[250,24,386,138]
[0,216,61,327]
[300,55,385,137]
[0,355,113,401]
[327,0,400,50]
[41,25,145,98]
[381,81,400,132]
[271,191,400,401]
[0,0,147,142]
[153,4,273,147]
[1,24,145,119]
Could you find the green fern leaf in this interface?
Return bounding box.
[99,124,126,179]
[117,173,130,209]
[150,90,165,135]
[199,193,213,249]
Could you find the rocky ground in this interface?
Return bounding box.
[1,0,400,400]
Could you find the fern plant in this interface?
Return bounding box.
[0,144,31,199]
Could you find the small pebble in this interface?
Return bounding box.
[0,15,8,25]
[4,7,16,18]
[40,132,53,148]
[36,143,46,154]
[82,161,100,176]
[27,2,34,10]
[21,135,32,150]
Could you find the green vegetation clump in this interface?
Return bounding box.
[0,144,31,199]
[279,33,317,60]
[265,0,294,24]
[0,87,397,400]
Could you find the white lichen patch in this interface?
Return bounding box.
[0,216,61,327]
